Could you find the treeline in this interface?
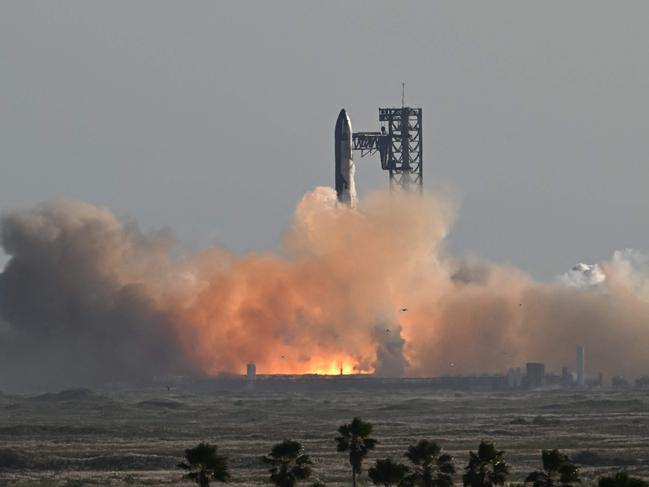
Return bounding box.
[178,417,647,487]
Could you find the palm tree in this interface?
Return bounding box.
[403,440,455,487]
[335,417,379,487]
[177,442,230,487]
[526,450,579,487]
[263,440,313,487]
[463,441,509,487]
[599,472,648,487]
[369,458,410,487]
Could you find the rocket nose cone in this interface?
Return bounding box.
[335,108,352,134]
[336,109,348,126]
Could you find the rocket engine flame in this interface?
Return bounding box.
[2,189,649,391]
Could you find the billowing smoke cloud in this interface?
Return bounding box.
[0,201,197,391]
[1,189,649,391]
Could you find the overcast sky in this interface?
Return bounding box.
[1,1,648,279]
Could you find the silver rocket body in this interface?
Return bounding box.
[334,109,357,207]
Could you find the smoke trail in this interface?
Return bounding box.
[1,190,649,391]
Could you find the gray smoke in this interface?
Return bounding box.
[0,201,195,392]
[372,323,408,378]
[450,257,492,286]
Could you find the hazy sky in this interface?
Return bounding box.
[1,1,648,279]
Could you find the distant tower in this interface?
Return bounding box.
[577,346,585,387]
[246,363,257,382]
[377,106,423,192]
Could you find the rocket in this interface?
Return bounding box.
[334,109,357,207]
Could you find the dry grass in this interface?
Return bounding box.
[0,386,648,486]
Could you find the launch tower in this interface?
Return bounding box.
[352,104,423,191]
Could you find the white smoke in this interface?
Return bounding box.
[601,249,649,300]
[558,250,649,295]
[559,263,606,288]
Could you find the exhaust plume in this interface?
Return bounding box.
[1,189,649,391]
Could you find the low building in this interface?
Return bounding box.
[526,362,545,388]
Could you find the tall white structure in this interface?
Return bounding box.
[577,346,585,387]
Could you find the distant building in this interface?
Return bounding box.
[577,346,585,387]
[636,376,649,388]
[561,367,573,387]
[612,375,629,388]
[507,367,523,388]
[526,362,545,388]
[544,372,563,387]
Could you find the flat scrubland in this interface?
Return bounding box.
[0,386,648,486]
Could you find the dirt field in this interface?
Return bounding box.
[1,385,648,486]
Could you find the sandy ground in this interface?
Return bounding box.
[0,386,648,486]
